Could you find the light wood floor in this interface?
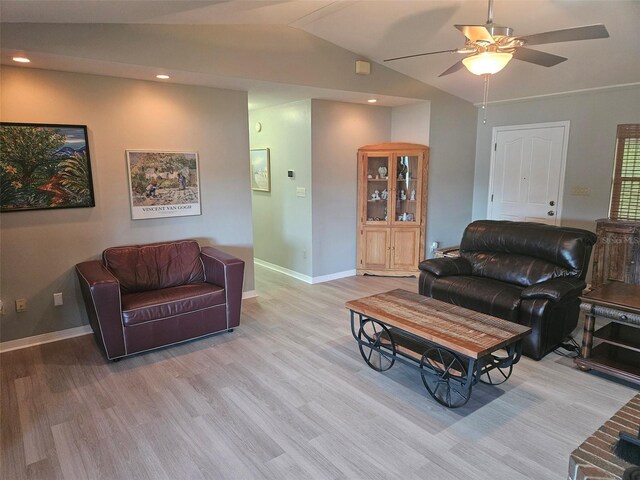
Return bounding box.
[1,265,637,480]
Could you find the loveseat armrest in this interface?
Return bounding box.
[520,278,586,302]
[200,247,245,329]
[418,257,472,277]
[75,261,126,359]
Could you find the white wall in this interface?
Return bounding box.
[249,101,313,275]
[472,85,640,231]
[0,66,254,342]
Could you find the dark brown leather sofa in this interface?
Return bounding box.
[418,220,597,360]
[76,239,244,360]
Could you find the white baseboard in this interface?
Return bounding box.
[0,325,93,354]
[254,258,355,284]
[310,269,357,284]
[1,290,258,354]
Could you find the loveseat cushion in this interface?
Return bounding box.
[104,240,205,294]
[121,283,225,326]
[463,251,571,287]
[428,275,523,321]
[418,257,472,276]
[520,278,586,301]
[460,220,597,280]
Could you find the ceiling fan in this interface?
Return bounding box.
[384,0,609,77]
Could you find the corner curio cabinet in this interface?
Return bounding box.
[357,142,429,276]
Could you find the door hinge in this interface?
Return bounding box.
[494,143,497,151]
[491,194,494,202]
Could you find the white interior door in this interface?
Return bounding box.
[488,122,569,225]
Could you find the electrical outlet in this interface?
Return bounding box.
[431,241,439,253]
[16,298,27,313]
[53,292,63,306]
[303,249,307,259]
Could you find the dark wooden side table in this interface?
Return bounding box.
[575,283,640,385]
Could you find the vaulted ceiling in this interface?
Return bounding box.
[1,1,639,105]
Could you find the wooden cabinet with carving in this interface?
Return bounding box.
[591,218,640,289]
[357,142,429,276]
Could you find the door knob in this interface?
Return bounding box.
[547,211,555,216]
[549,200,555,206]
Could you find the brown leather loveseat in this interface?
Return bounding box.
[76,239,244,360]
[419,221,597,360]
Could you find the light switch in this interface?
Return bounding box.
[296,187,306,197]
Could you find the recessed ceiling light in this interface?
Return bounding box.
[367,99,377,103]
[12,56,31,63]
[156,74,170,80]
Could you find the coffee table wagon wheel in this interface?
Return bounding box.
[357,319,396,372]
[420,347,470,408]
[479,351,513,386]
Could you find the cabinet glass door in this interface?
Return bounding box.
[365,155,390,223]
[393,155,419,224]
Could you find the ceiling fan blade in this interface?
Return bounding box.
[519,24,609,46]
[384,49,460,62]
[455,24,494,43]
[512,47,567,67]
[438,60,465,77]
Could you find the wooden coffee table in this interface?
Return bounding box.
[345,289,532,408]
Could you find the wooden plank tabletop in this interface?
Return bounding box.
[345,289,531,359]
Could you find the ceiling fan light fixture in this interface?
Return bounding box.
[462,51,513,75]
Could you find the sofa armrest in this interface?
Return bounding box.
[418,257,472,277]
[75,261,126,359]
[520,278,586,302]
[200,247,245,328]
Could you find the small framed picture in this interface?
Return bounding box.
[126,150,201,220]
[0,122,95,212]
[250,148,271,192]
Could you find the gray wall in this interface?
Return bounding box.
[472,85,640,231]
[311,100,392,277]
[0,67,254,342]
[249,101,313,275]
[391,102,430,145]
[426,94,479,252]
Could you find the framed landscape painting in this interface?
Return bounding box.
[0,123,95,212]
[126,150,201,220]
[250,148,271,192]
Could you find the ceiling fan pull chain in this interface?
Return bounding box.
[482,74,490,124]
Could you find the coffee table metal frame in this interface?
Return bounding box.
[348,310,525,408]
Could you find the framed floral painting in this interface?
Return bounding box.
[0,123,95,212]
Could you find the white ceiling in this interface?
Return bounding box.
[1,0,639,105]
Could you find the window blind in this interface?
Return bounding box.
[610,124,640,221]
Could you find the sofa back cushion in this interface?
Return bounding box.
[103,240,205,294]
[460,220,597,286]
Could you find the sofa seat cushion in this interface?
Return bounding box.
[429,276,523,321]
[121,283,225,326]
